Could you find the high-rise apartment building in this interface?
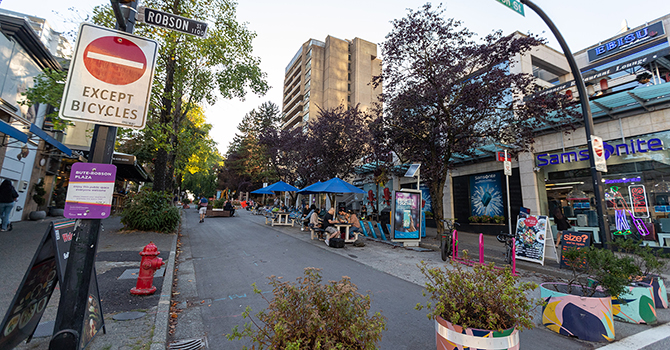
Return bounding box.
[281,36,382,131]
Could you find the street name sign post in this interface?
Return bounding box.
[60,23,158,130]
[494,0,525,16]
[138,6,208,37]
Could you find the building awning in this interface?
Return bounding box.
[29,124,72,156]
[0,119,28,143]
[112,153,152,183]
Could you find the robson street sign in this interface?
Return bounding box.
[494,0,525,16]
[138,6,208,38]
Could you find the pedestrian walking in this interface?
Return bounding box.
[0,179,19,231]
[199,195,208,223]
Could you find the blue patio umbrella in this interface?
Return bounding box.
[251,187,275,195]
[296,181,323,195]
[263,181,299,192]
[308,178,365,194]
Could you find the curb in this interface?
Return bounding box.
[150,232,178,350]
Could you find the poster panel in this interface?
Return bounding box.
[514,215,548,265]
[559,231,592,269]
[469,172,504,217]
[392,190,422,241]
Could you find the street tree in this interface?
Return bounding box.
[373,4,578,236]
[93,0,268,192]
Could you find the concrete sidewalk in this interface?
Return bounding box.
[0,214,177,350]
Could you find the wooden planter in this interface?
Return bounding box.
[612,281,657,324]
[540,282,614,342]
[435,315,519,350]
[644,275,669,309]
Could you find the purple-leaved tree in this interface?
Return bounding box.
[372,4,579,236]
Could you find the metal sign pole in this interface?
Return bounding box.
[505,150,512,236]
[50,2,138,349]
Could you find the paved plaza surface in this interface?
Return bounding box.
[1,208,668,349]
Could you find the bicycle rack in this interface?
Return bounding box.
[451,231,517,276]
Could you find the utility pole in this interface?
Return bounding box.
[49,2,138,349]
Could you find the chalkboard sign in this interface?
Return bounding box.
[559,230,592,269]
[0,220,105,349]
[0,223,59,349]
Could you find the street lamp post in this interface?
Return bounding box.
[519,0,611,247]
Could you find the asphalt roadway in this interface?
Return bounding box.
[170,209,659,349]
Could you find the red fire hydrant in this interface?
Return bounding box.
[130,242,165,295]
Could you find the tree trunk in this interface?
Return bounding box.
[154,148,169,192]
[429,174,447,239]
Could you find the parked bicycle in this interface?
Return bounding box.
[496,231,516,265]
[438,218,459,261]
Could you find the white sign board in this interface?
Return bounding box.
[591,135,608,172]
[503,160,512,176]
[60,23,158,130]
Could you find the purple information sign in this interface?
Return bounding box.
[64,163,117,219]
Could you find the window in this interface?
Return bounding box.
[348,73,351,81]
[305,69,311,80]
[347,95,350,102]
[348,54,351,61]
[348,63,351,71]
[302,112,309,122]
[303,102,309,112]
[305,59,311,70]
[348,83,351,92]
[304,90,310,101]
[305,80,310,90]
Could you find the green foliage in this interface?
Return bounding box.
[212,198,226,209]
[182,170,218,199]
[51,181,67,208]
[562,247,640,297]
[612,237,670,276]
[32,179,47,208]
[416,261,539,331]
[19,68,71,130]
[121,189,181,233]
[227,268,386,349]
[468,216,480,223]
[493,215,505,224]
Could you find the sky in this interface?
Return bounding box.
[2,0,670,155]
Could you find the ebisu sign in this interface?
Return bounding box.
[536,138,664,167]
[587,21,665,62]
[60,23,158,129]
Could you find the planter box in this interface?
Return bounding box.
[645,275,669,309]
[207,209,233,217]
[435,315,519,350]
[540,282,614,342]
[612,281,657,324]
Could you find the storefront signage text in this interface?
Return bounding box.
[536,138,664,167]
[587,21,665,62]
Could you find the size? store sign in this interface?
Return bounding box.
[60,23,158,130]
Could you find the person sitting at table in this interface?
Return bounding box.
[347,210,362,239]
[224,200,235,216]
[309,206,321,229]
[323,207,342,246]
[337,207,348,222]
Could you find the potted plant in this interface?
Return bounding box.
[541,247,640,342]
[468,215,480,223]
[227,267,386,348]
[416,261,539,350]
[29,179,47,220]
[480,215,492,223]
[613,238,669,310]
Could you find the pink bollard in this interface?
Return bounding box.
[479,233,484,264]
[512,237,517,276]
[452,230,458,260]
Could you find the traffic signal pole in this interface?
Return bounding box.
[520,0,611,247]
[49,2,138,349]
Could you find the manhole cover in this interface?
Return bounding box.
[169,338,205,350]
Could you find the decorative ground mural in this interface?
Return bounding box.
[540,283,614,343]
[612,283,657,324]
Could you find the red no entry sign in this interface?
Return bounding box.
[83,36,147,85]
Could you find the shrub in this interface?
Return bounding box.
[612,237,669,277]
[493,215,505,224]
[212,198,226,208]
[416,261,539,331]
[562,246,640,297]
[32,179,46,208]
[468,215,480,223]
[121,189,181,233]
[227,268,386,349]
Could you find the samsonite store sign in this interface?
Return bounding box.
[536,137,664,167]
[587,21,665,62]
[60,23,158,130]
